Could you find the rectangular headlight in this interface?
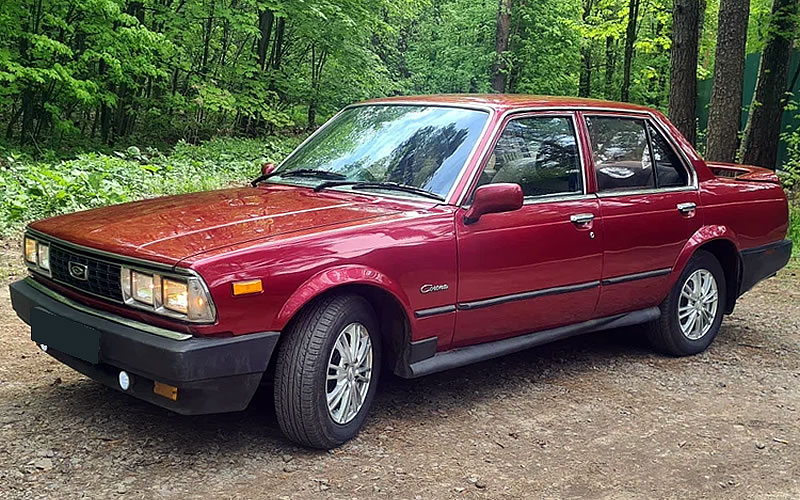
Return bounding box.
[24,237,37,263]
[37,243,50,270]
[131,271,156,305]
[120,266,215,323]
[163,278,188,314]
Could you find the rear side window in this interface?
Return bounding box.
[477,116,582,198]
[585,116,655,191]
[648,123,689,188]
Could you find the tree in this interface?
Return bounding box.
[705,0,750,162]
[491,0,513,92]
[739,0,799,168]
[621,0,640,101]
[668,0,700,145]
[579,0,595,97]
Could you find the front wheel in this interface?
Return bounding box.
[274,294,381,449]
[647,250,726,356]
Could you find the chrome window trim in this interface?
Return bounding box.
[267,101,495,206]
[581,111,699,191]
[523,193,597,206]
[25,277,192,341]
[24,229,217,324]
[459,111,589,207]
[456,105,701,206]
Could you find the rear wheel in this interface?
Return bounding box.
[274,294,381,449]
[647,250,726,356]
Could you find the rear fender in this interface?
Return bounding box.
[273,265,412,330]
[669,225,742,310]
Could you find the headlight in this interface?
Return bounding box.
[23,235,51,276]
[37,243,50,270]
[121,267,215,323]
[24,237,37,263]
[131,271,157,305]
[163,278,188,313]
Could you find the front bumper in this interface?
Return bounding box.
[9,278,279,415]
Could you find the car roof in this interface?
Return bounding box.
[359,94,657,114]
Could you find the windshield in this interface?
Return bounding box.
[273,105,489,199]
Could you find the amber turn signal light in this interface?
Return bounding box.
[232,279,263,296]
[153,381,178,401]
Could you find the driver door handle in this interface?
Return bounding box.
[570,213,595,225]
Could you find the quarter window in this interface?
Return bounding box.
[648,123,689,188]
[477,116,582,198]
[585,116,655,192]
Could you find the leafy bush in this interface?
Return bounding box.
[0,136,302,236]
[789,203,800,259]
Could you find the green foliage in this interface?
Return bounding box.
[0,135,301,234]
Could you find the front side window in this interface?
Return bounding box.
[273,105,489,199]
[476,116,582,198]
[586,116,655,192]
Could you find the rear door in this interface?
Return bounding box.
[580,113,701,317]
[452,112,603,347]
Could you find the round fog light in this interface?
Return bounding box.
[118,371,131,391]
[39,343,48,352]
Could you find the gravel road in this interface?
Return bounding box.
[1,243,799,499]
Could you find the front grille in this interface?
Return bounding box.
[49,245,124,302]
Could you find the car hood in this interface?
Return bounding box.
[29,185,403,265]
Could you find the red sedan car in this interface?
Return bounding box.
[10,95,791,448]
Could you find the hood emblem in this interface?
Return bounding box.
[68,262,89,281]
[420,283,448,294]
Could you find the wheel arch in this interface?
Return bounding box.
[671,226,742,314]
[272,265,413,374]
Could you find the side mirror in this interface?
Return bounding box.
[463,183,523,225]
[261,162,276,176]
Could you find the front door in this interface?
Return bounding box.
[581,113,701,317]
[453,112,603,347]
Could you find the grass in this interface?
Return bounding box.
[0,135,303,237]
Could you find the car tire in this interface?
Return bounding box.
[647,250,726,356]
[274,294,381,449]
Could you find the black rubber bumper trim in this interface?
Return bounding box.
[601,267,672,286]
[739,239,792,295]
[457,280,600,311]
[9,279,279,414]
[414,305,456,318]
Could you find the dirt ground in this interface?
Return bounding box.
[1,242,799,499]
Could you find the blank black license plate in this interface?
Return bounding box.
[30,308,100,364]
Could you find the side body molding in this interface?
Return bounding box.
[273,265,413,330]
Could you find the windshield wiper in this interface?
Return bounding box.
[251,168,346,187]
[313,180,445,201]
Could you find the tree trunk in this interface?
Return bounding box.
[621,0,640,101]
[579,48,592,97]
[739,0,799,169]
[705,0,749,162]
[668,0,700,145]
[490,0,513,93]
[605,36,616,99]
[578,0,594,97]
[270,17,285,70]
[257,10,274,71]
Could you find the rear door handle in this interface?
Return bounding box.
[570,213,595,225]
[677,202,696,214]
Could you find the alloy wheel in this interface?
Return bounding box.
[326,322,373,425]
[678,269,719,340]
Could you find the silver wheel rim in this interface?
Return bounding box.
[326,322,373,425]
[678,269,719,340]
